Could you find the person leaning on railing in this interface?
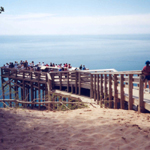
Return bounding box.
[142,60,150,93]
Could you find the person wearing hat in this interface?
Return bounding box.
[142,60,150,93]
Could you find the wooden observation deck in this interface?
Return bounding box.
[1,67,150,113]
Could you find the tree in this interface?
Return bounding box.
[0,6,4,13]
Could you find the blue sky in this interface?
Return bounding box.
[1,0,150,35]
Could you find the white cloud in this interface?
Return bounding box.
[0,13,150,35]
[1,13,55,20]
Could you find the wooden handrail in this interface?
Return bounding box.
[1,67,146,112]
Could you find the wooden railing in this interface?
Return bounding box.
[90,71,144,112]
[49,70,146,112]
[1,67,146,112]
[1,68,47,82]
[0,92,85,111]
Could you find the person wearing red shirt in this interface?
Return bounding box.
[142,61,150,93]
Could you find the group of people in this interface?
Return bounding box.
[4,60,39,71]
[79,64,86,70]
[142,60,150,93]
[3,60,87,72]
[3,59,150,93]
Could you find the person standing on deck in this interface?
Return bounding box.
[42,62,45,66]
[79,64,82,70]
[142,61,150,93]
[38,62,41,67]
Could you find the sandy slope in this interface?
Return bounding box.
[1,106,150,150]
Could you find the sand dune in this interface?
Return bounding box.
[1,106,150,150]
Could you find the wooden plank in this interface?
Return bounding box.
[94,74,96,101]
[114,74,118,109]
[109,74,112,108]
[9,78,11,99]
[35,88,37,107]
[15,70,17,77]
[128,74,133,110]
[100,74,103,100]
[28,85,30,103]
[120,74,124,109]
[49,79,51,91]
[51,74,54,89]
[16,79,19,107]
[1,68,3,76]
[46,74,48,82]
[97,74,100,104]
[67,72,69,92]
[14,79,17,99]
[138,76,144,112]
[38,82,41,109]
[30,72,33,80]
[71,84,74,94]
[31,82,33,108]
[22,80,25,104]
[59,72,62,90]
[1,77,5,107]
[75,72,78,94]
[90,74,93,98]
[9,78,12,107]
[78,72,81,95]
[104,74,107,100]
[42,84,45,106]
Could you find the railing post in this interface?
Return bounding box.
[51,73,54,89]
[9,76,12,101]
[38,73,40,82]
[31,82,33,108]
[30,71,32,80]
[15,79,19,107]
[78,72,81,95]
[128,74,133,110]
[46,73,48,82]
[138,76,144,112]
[48,79,51,111]
[59,72,62,90]
[109,74,112,108]
[114,74,118,109]
[15,69,17,77]
[97,74,100,104]
[104,74,107,100]
[75,71,78,94]
[120,74,124,109]
[67,72,69,92]
[1,76,5,107]
[90,74,93,98]
[38,82,41,109]
[8,69,10,76]
[71,84,74,93]
[23,80,25,101]
[94,74,96,101]
[1,68,3,76]
[100,74,103,100]
[23,71,25,78]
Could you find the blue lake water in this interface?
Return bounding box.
[0,34,150,71]
[0,34,150,104]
